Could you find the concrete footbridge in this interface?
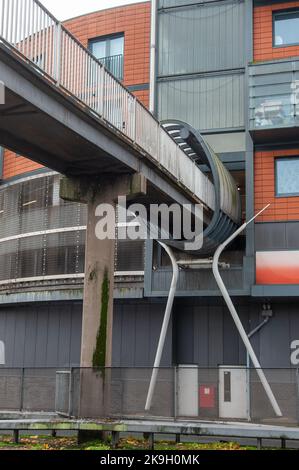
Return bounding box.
[0,0,241,251]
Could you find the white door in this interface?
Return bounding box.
[177,365,198,417]
[219,366,248,419]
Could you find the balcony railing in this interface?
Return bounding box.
[249,59,299,134]
[99,54,124,81]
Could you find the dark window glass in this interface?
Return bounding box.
[276,157,299,196]
[274,10,299,46]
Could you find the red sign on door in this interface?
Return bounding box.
[199,385,215,409]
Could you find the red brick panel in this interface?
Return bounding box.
[254,2,299,61]
[3,150,43,180]
[65,2,151,92]
[254,149,299,221]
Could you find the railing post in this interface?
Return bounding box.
[100,66,105,118]
[157,123,161,164]
[55,22,62,86]
[133,97,137,143]
[0,0,5,38]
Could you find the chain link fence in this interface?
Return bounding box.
[0,367,298,425]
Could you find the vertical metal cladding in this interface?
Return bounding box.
[157,0,246,131]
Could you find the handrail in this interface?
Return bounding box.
[0,0,215,210]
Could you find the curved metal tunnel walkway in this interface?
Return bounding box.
[162,120,242,255]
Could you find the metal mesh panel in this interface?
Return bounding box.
[115,240,145,273]
[0,175,144,285]
[55,371,71,415]
[0,368,297,424]
[0,175,86,284]
[22,369,57,412]
[0,369,22,410]
[0,240,18,281]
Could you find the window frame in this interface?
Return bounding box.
[273,8,299,48]
[88,33,125,60]
[275,156,299,198]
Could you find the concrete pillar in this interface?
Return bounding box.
[81,185,116,368]
[60,174,147,369]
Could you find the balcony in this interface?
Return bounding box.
[249,59,299,144]
[99,54,124,81]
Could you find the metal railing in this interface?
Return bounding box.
[0,367,298,425]
[99,54,124,81]
[249,59,299,130]
[0,0,215,210]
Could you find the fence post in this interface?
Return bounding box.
[68,367,73,417]
[19,367,25,412]
[174,366,178,420]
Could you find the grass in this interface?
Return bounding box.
[0,435,288,451]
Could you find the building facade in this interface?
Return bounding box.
[0,0,299,371]
[0,1,151,367]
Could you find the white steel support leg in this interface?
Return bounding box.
[212,204,282,417]
[145,242,179,411]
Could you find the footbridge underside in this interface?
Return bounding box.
[0,0,241,254]
[0,45,195,209]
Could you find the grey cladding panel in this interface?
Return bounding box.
[112,302,173,367]
[158,0,245,76]
[158,74,245,131]
[175,307,194,364]
[112,299,299,369]
[259,306,291,368]
[193,306,209,367]
[255,222,299,251]
[0,303,82,368]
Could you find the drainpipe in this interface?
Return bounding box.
[149,0,157,114]
[145,242,179,411]
[212,204,282,417]
[246,315,271,420]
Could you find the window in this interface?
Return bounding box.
[275,157,299,197]
[89,34,124,80]
[273,10,299,47]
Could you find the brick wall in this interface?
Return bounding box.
[254,1,299,61]
[255,149,299,221]
[64,2,150,95]
[2,150,43,180]
[3,2,151,180]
